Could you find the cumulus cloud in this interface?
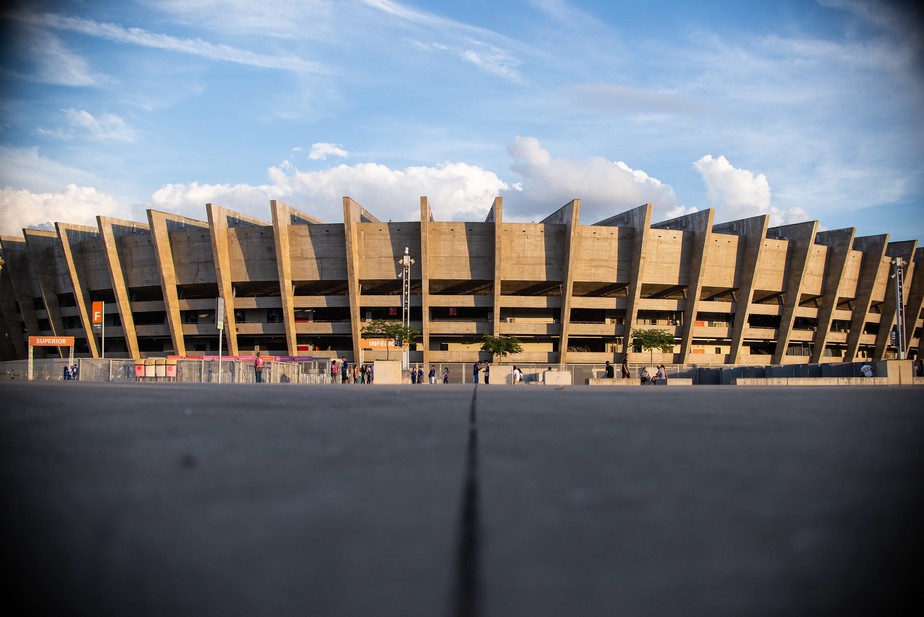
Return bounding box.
[504,136,686,222]
[693,154,808,225]
[308,143,349,160]
[0,184,120,235]
[2,137,713,235]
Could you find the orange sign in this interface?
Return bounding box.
[92,301,104,324]
[360,338,399,349]
[29,336,75,347]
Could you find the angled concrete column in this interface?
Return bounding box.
[419,197,433,368]
[23,230,68,345]
[594,204,652,360]
[873,240,917,359]
[56,224,101,357]
[768,221,819,364]
[488,198,504,340]
[904,247,924,357]
[148,211,209,357]
[653,209,715,363]
[2,236,53,358]
[343,197,362,364]
[0,240,28,358]
[810,228,856,363]
[844,235,889,362]
[97,217,148,359]
[271,201,298,356]
[713,215,770,364]
[541,200,580,365]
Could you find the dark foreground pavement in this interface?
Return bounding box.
[1,382,922,617]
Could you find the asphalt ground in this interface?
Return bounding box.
[1,382,922,617]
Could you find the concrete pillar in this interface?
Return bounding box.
[0,235,44,356]
[713,214,770,364]
[873,240,917,359]
[653,209,715,363]
[271,200,298,356]
[768,221,819,364]
[844,234,889,362]
[593,204,652,360]
[904,247,924,358]
[56,224,101,358]
[23,230,69,356]
[97,216,147,359]
[541,199,580,366]
[810,228,856,363]
[419,196,432,368]
[488,197,503,341]
[148,211,209,357]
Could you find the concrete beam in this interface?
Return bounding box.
[713,215,770,364]
[768,221,819,364]
[844,234,889,362]
[56,224,101,358]
[810,228,856,363]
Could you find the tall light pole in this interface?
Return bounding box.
[893,257,906,360]
[398,247,414,372]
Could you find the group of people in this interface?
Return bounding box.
[62,364,79,380]
[640,364,668,385]
[410,364,450,384]
[330,359,374,384]
[472,361,491,384]
[603,358,634,379]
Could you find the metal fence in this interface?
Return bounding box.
[0,358,874,385]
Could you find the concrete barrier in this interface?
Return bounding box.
[732,377,890,386]
[586,378,639,386]
[543,370,571,385]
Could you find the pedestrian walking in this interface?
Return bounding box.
[483,361,490,384]
[442,367,449,384]
[621,356,630,379]
[472,361,481,384]
[429,365,436,384]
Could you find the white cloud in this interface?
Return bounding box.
[505,136,684,222]
[0,184,120,235]
[10,11,329,74]
[308,143,349,160]
[38,109,136,142]
[0,146,102,193]
[140,0,333,39]
[26,29,102,87]
[693,154,808,226]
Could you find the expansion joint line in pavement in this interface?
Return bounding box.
[451,384,481,617]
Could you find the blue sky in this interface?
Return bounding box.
[1,0,922,242]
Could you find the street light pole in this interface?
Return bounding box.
[398,247,414,372]
[893,257,906,360]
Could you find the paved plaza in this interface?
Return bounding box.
[1,382,922,617]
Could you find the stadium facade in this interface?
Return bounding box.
[0,197,920,366]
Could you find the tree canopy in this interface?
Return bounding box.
[480,334,524,358]
[360,319,420,359]
[630,328,675,363]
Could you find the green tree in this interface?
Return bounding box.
[361,319,420,360]
[631,328,675,364]
[480,334,524,359]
